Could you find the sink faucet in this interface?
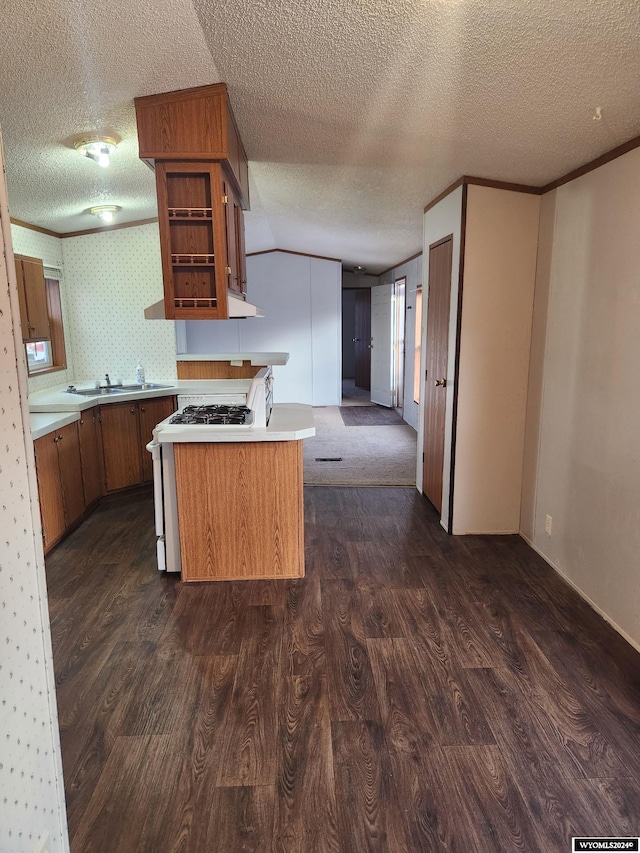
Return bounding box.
[104,373,111,386]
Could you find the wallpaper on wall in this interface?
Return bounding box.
[62,224,177,383]
[10,225,75,394]
[1,139,69,851]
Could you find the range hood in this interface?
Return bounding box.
[144,292,264,320]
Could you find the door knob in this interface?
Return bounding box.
[352,337,360,342]
[434,378,447,387]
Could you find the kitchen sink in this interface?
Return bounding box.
[66,383,173,396]
[119,383,173,391]
[67,387,126,396]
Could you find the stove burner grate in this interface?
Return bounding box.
[169,403,253,426]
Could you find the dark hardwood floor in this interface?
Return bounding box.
[46,486,640,852]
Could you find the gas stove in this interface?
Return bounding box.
[169,404,254,426]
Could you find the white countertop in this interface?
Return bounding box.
[153,403,315,444]
[31,411,81,440]
[28,379,253,414]
[177,352,289,365]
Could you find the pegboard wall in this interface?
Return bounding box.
[0,134,69,851]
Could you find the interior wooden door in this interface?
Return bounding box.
[422,236,453,514]
[354,288,371,390]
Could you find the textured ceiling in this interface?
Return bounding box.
[1,0,639,272]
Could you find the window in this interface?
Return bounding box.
[26,340,53,370]
[25,273,67,376]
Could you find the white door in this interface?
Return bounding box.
[370,283,394,407]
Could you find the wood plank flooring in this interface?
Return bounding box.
[46,486,640,852]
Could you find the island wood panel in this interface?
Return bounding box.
[174,440,305,581]
[176,360,258,379]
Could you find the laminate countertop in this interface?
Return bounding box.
[153,404,315,444]
[28,379,253,414]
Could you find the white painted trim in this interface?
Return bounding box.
[519,533,640,656]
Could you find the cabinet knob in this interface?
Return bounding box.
[58,433,64,440]
[131,407,136,414]
[140,406,145,412]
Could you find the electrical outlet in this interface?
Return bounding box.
[545,514,553,536]
[34,831,51,853]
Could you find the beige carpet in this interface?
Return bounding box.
[303,406,417,486]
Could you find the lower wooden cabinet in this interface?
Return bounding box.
[78,407,103,506]
[100,396,176,492]
[100,402,143,491]
[139,396,176,482]
[34,421,85,552]
[34,395,177,552]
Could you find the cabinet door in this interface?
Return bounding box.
[78,408,103,506]
[56,422,86,527]
[20,256,51,340]
[139,396,176,482]
[155,161,229,319]
[100,402,142,491]
[14,258,30,342]
[233,195,247,296]
[222,178,238,294]
[34,433,66,550]
[222,180,247,297]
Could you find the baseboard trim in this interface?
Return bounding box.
[519,533,640,656]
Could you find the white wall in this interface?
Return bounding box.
[453,186,540,534]
[184,251,342,405]
[523,146,640,651]
[61,224,177,383]
[1,140,69,852]
[420,186,464,514]
[10,224,75,394]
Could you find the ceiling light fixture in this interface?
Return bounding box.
[353,265,366,276]
[75,135,119,167]
[89,205,121,223]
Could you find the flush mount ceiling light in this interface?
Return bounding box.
[74,135,119,167]
[353,265,366,275]
[89,205,121,223]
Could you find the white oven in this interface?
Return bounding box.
[147,367,274,572]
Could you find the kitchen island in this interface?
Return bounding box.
[152,403,315,582]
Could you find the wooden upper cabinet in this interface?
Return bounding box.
[15,254,50,342]
[155,161,229,319]
[223,178,246,296]
[134,83,250,209]
[135,83,251,321]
